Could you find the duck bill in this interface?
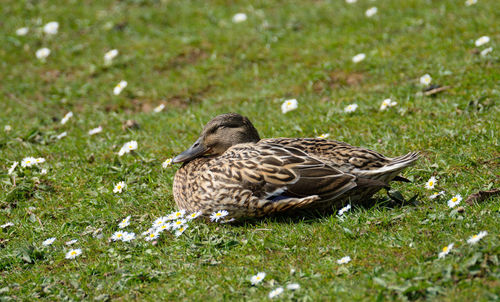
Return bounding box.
[173,137,208,163]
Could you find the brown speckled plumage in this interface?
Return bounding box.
[172,113,419,220]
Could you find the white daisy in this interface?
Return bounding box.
[269,287,284,299]
[380,98,397,111]
[142,228,155,236]
[167,210,186,220]
[43,21,59,35]
[171,219,187,230]
[338,204,351,216]
[317,133,330,139]
[250,272,266,285]
[8,162,18,175]
[122,232,136,242]
[111,231,126,241]
[447,194,462,208]
[281,99,298,114]
[157,223,172,232]
[175,225,189,237]
[420,74,432,86]
[365,7,377,17]
[152,216,169,228]
[352,53,366,63]
[162,158,173,168]
[438,243,454,258]
[429,191,445,200]
[220,218,236,224]
[286,283,300,290]
[65,248,82,259]
[40,168,48,175]
[104,49,119,65]
[88,126,103,135]
[425,176,437,190]
[16,27,29,36]
[113,181,126,193]
[480,47,493,57]
[475,36,490,47]
[118,140,138,156]
[153,104,165,113]
[186,211,202,220]
[56,132,67,140]
[467,231,487,245]
[145,231,160,241]
[337,256,351,264]
[35,48,51,61]
[118,216,131,228]
[210,210,229,222]
[4,125,12,132]
[65,239,78,245]
[42,237,56,246]
[0,222,14,228]
[344,104,358,113]
[61,112,73,125]
[21,157,36,168]
[34,158,45,164]
[346,0,357,3]
[113,80,128,95]
[232,13,247,23]
[465,0,477,6]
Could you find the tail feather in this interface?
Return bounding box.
[354,152,420,182]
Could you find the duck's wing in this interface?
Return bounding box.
[215,143,357,203]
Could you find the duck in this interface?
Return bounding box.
[172,113,419,220]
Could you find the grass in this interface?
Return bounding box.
[1,0,499,300]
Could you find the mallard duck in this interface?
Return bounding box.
[172,113,419,219]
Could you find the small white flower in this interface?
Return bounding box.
[42,237,56,246]
[21,157,36,168]
[36,48,51,60]
[88,126,103,135]
[153,216,169,229]
[122,232,136,242]
[61,112,73,125]
[35,157,45,164]
[287,283,300,290]
[65,239,78,245]
[338,204,351,216]
[425,176,437,190]
[480,47,493,57]
[113,181,126,193]
[43,21,59,35]
[113,80,128,95]
[344,104,358,113]
[118,216,131,228]
[380,98,397,111]
[104,49,119,64]
[420,74,432,86]
[118,140,138,156]
[475,36,490,47]
[56,132,67,140]
[438,243,454,258]
[346,0,357,3]
[281,99,298,114]
[187,211,202,220]
[157,223,172,232]
[167,210,186,220]
[171,219,187,230]
[16,27,29,36]
[317,133,330,139]
[162,158,173,168]
[4,125,12,132]
[429,191,445,200]
[175,224,189,237]
[142,228,155,236]
[365,7,377,17]
[268,287,284,299]
[65,248,82,259]
[210,210,229,222]
[467,231,488,245]
[447,194,462,208]
[337,256,351,264]
[250,272,266,285]
[8,162,18,175]
[352,53,366,63]
[0,222,14,229]
[145,231,159,241]
[40,168,48,175]
[232,13,247,23]
[153,104,165,113]
[465,0,477,6]
[111,231,126,241]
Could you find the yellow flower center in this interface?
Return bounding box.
[442,246,448,252]
[150,233,155,238]
[71,251,77,255]
[452,197,457,202]
[473,235,478,239]
[175,213,181,217]
[117,234,122,237]
[216,213,221,217]
[429,181,433,186]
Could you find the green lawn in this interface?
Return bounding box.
[1,0,499,300]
